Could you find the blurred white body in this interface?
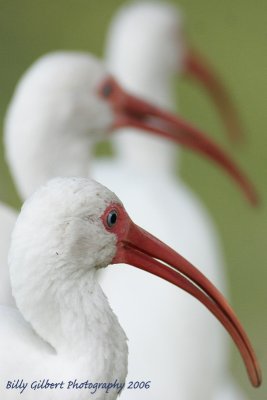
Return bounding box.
[94,2,243,399]
[0,204,16,305]
[94,161,228,399]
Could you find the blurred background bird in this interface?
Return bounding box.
[93,2,252,398]
[0,1,266,399]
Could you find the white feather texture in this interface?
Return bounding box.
[1,177,128,400]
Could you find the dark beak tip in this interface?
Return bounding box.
[253,368,262,388]
[248,188,261,208]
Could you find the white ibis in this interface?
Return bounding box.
[91,2,257,399]
[0,51,257,309]
[0,52,259,399]
[0,177,261,400]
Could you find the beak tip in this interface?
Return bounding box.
[246,354,262,387]
[252,368,262,388]
[248,191,261,208]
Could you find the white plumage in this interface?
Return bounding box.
[0,178,128,400]
[0,52,113,307]
[0,177,260,399]
[0,45,257,399]
[4,52,112,200]
[0,204,17,306]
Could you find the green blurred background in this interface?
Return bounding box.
[0,0,266,398]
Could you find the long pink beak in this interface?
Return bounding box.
[111,214,261,388]
[101,78,258,206]
[184,47,243,143]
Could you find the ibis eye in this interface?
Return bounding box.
[107,210,118,227]
[102,83,113,98]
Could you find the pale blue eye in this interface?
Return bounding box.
[107,210,117,227]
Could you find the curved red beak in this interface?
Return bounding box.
[184,47,243,144]
[111,213,261,388]
[99,78,258,206]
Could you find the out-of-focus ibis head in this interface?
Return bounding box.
[5,52,257,203]
[106,1,186,79]
[105,1,244,143]
[5,52,115,141]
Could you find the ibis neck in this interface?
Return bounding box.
[113,128,178,176]
[55,270,127,358]
[19,267,127,362]
[5,119,92,201]
[111,66,180,175]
